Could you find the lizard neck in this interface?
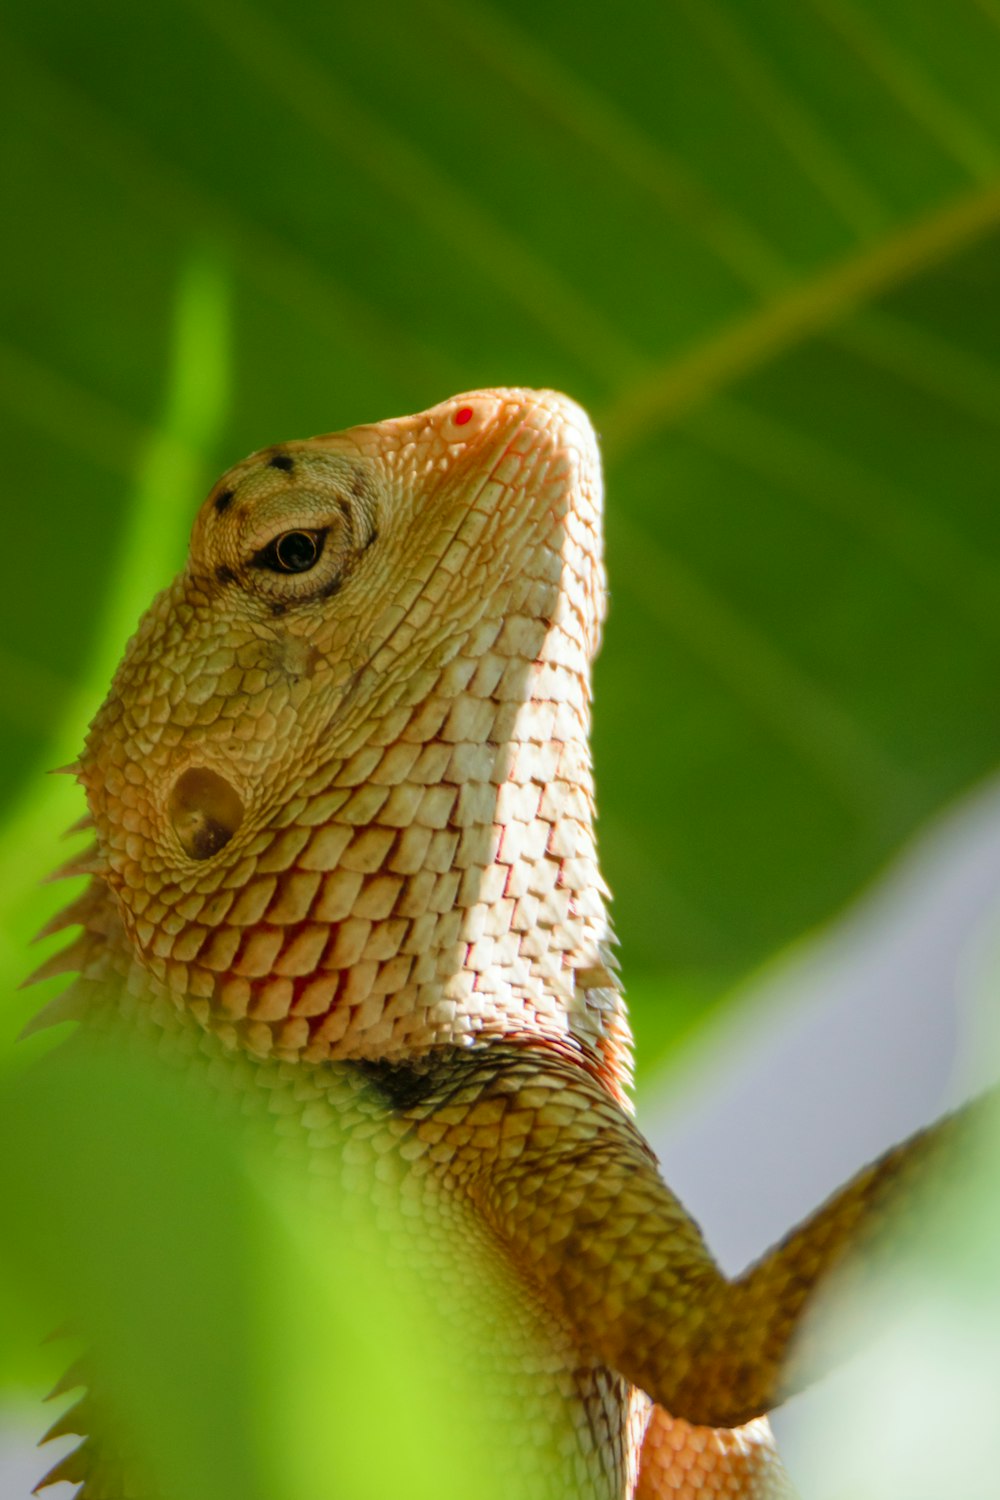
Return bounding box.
[99,591,627,1092]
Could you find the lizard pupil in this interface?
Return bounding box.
[268,529,323,573]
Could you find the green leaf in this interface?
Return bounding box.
[0,1031,506,1499]
[0,1036,266,1500]
[0,252,230,1062]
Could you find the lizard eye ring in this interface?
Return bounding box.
[254,528,327,574]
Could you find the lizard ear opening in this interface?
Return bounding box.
[168,766,245,860]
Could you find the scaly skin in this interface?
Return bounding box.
[31,388,970,1497]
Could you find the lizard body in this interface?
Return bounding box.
[32,388,968,1497]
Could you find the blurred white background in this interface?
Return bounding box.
[642,772,1000,1488]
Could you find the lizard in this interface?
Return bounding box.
[27,385,975,1498]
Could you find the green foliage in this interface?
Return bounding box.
[0,1037,266,1500]
[0,1029,504,1500]
[2,0,1000,1491]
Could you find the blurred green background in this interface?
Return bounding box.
[2,0,1000,1493]
[4,0,1000,1048]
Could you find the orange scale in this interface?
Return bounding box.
[272,924,329,977]
[291,973,338,1018]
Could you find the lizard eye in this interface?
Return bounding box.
[254,529,326,574]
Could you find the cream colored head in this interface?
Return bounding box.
[82,388,627,1080]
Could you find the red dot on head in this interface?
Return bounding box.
[454,406,474,426]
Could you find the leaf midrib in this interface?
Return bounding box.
[599,176,1000,457]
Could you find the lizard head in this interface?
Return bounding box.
[79,388,627,1080]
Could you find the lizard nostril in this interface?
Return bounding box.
[168,766,245,861]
